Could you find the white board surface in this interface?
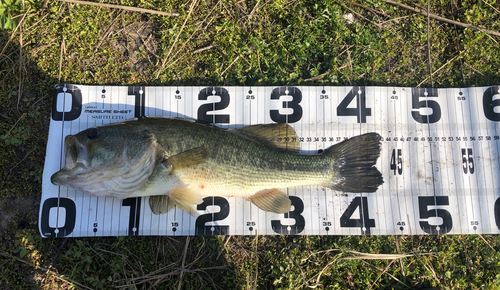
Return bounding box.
[39,84,500,237]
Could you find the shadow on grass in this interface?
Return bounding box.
[0,26,237,288]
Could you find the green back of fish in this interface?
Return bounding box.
[138,118,331,193]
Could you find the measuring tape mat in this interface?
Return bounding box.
[39,85,500,237]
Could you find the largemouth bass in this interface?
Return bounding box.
[51,117,383,216]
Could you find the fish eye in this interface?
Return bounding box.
[87,128,98,139]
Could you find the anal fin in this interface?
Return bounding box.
[247,189,291,213]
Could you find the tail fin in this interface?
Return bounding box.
[324,133,383,193]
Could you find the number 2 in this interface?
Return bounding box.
[197,87,230,124]
[195,197,230,235]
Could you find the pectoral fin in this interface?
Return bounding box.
[247,189,291,213]
[163,146,210,173]
[149,188,203,216]
[149,195,175,215]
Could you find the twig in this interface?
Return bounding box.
[156,6,218,76]
[247,0,261,22]
[57,0,179,16]
[368,259,397,290]
[193,44,219,54]
[417,55,458,87]
[301,256,340,289]
[177,236,190,290]
[345,1,391,19]
[426,0,433,87]
[253,231,258,290]
[361,259,410,288]
[341,250,413,260]
[464,62,485,76]
[0,112,10,120]
[304,69,331,82]
[478,234,495,251]
[17,7,26,110]
[156,0,198,79]
[220,55,240,77]
[451,1,467,86]
[394,236,406,276]
[481,0,500,14]
[37,239,68,290]
[0,251,92,290]
[93,10,122,54]
[216,235,231,260]
[9,148,35,175]
[341,2,372,23]
[379,0,500,37]
[6,113,26,136]
[0,10,29,56]
[58,36,65,82]
[422,258,440,283]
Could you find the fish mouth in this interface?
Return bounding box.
[51,164,87,185]
[51,135,91,185]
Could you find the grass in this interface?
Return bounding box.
[0,0,499,288]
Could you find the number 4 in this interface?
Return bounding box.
[340,197,375,235]
[336,87,371,123]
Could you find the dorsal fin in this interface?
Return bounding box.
[233,123,300,151]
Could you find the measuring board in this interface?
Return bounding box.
[39,84,500,237]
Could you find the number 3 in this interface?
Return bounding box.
[270,87,303,123]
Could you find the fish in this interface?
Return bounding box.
[51,117,383,216]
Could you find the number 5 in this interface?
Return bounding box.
[418,196,453,234]
[411,88,441,123]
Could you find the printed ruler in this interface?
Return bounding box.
[39,85,500,237]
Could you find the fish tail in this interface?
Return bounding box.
[323,133,383,193]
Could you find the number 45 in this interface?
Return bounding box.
[390,149,402,175]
